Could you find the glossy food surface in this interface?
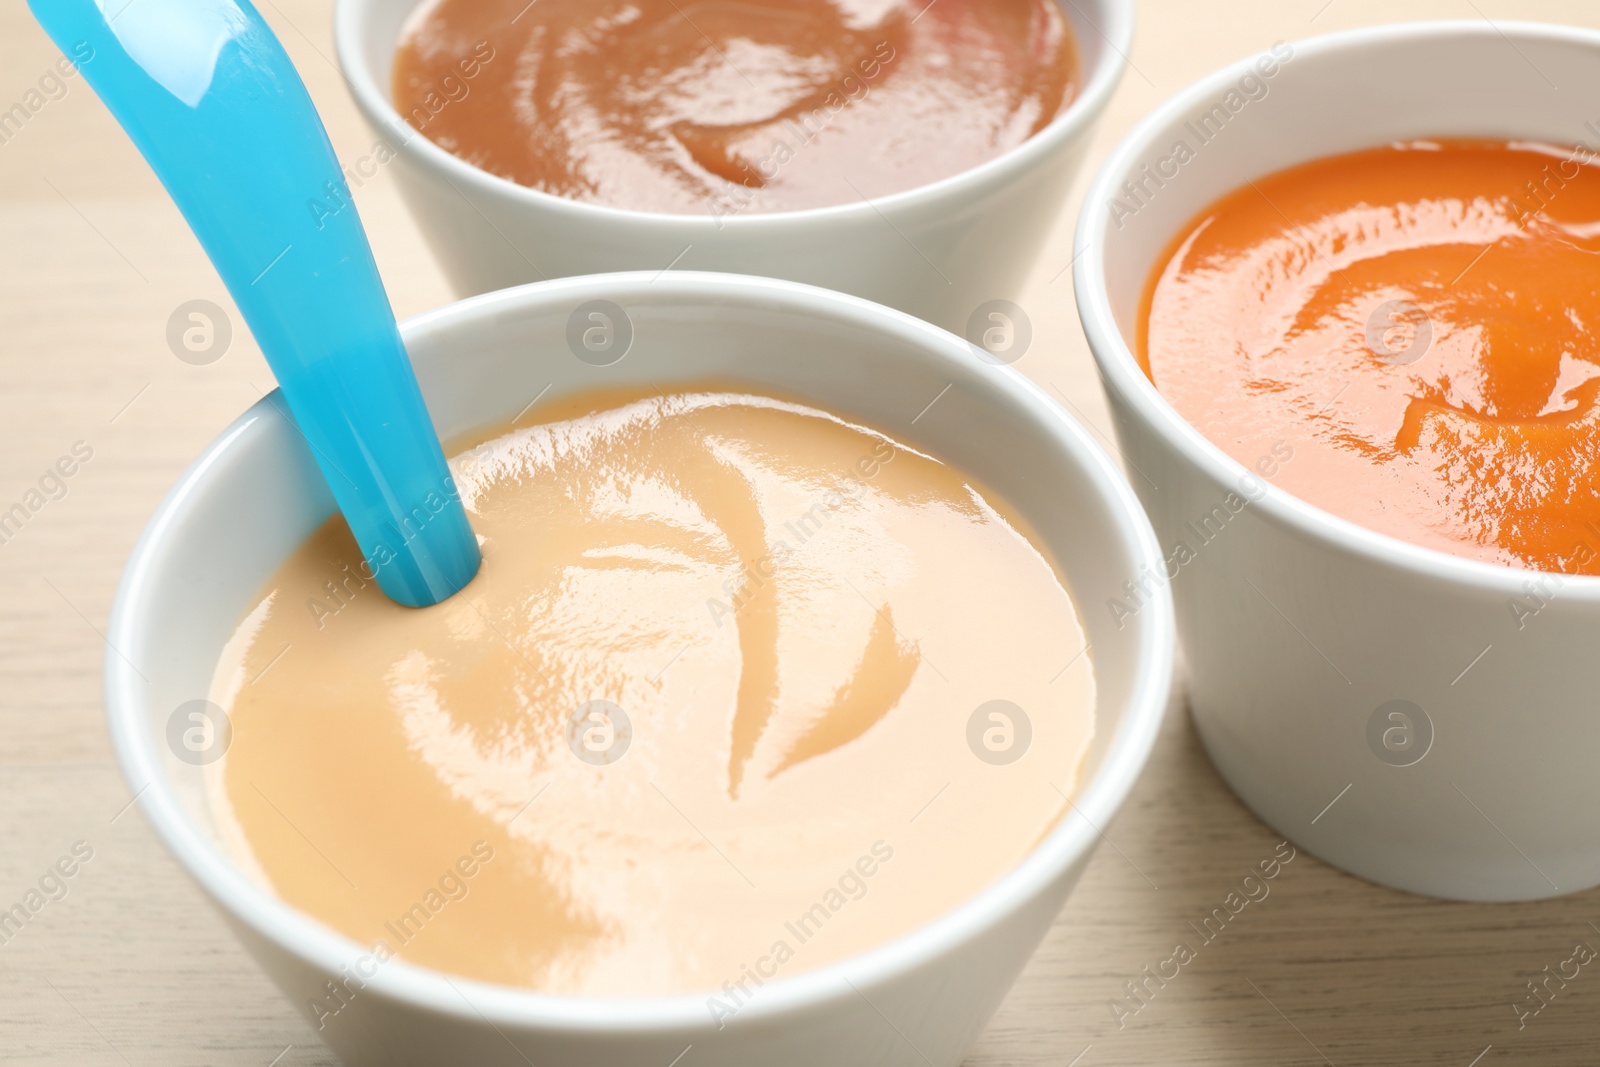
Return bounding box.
[1143,140,1600,574]
[392,0,1079,214]
[213,388,1095,996]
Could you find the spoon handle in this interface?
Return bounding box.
[30,0,480,607]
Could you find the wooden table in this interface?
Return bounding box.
[4,1,1598,1063]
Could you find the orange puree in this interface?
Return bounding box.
[1142,140,1600,575]
[392,0,1078,214]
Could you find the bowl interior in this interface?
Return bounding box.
[111,273,1169,1013]
[1094,22,1600,345]
[341,0,1128,202]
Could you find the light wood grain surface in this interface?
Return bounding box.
[4,1,1600,1064]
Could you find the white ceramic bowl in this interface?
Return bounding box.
[105,273,1174,1065]
[1075,21,1600,902]
[332,0,1131,335]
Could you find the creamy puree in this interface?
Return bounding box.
[1143,140,1600,574]
[392,0,1079,213]
[212,387,1095,997]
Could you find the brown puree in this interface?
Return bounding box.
[391,0,1079,214]
[211,387,1095,999]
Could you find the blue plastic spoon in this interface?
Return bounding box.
[30,0,480,607]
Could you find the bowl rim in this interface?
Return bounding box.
[1074,17,1600,601]
[330,0,1134,230]
[104,271,1176,1033]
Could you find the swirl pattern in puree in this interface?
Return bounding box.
[1143,140,1600,574]
[211,387,1094,996]
[392,0,1078,213]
